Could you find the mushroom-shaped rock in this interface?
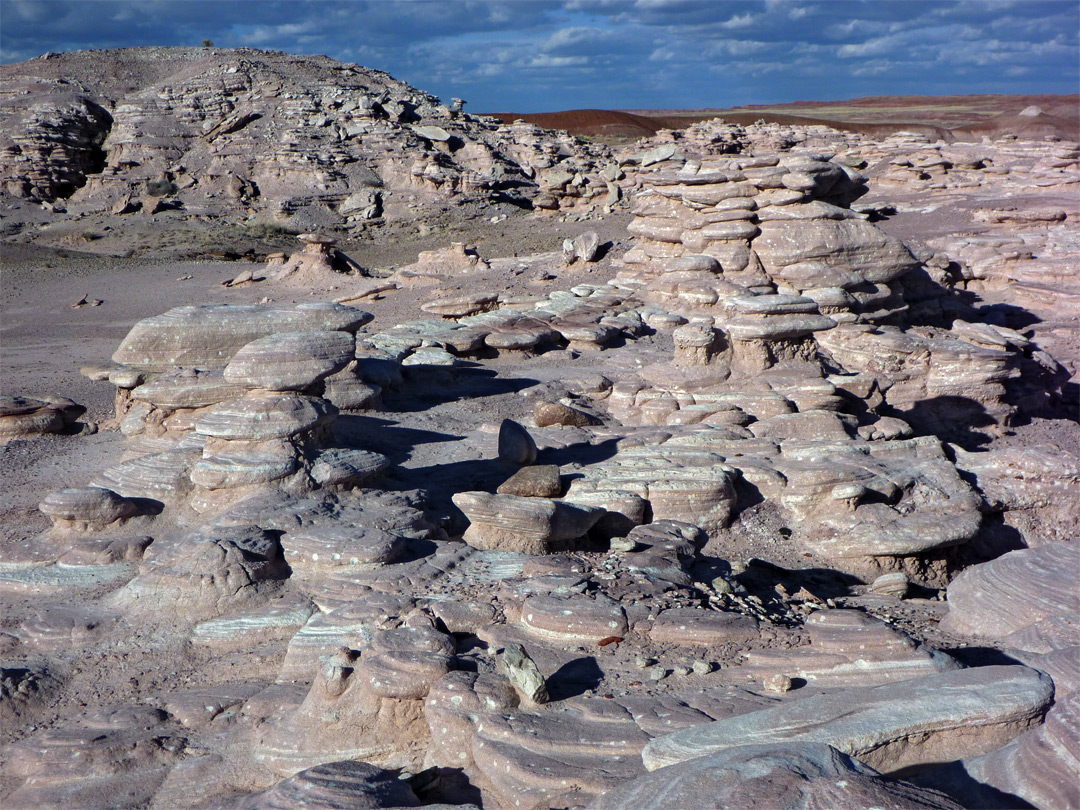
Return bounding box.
[453,491,605,555]
[224,331,355,391]
[113,303,371,371]
[0,395,85,441]
[39,486,141,532]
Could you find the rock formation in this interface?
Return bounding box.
[1,48,1078,810]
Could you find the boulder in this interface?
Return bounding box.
[642,665,1054,774]
[453,491,605,555]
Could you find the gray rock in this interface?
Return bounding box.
[224,331,355,391]
[195,394,337,440]
[453,491,605,555]
[501,642,549,704]
[498,419,538,466]
[643,665,1054,774]
[588,743,964,810]
[113,303,371,371]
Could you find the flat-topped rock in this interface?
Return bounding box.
[454,491,605,555]
[224,331,355,391]
[281,525,406,576]
[195,394,337,440]
[643,665,1054,774]
[519,592,629,643]
[130,369,249,409]
[649,608,759,647]
[113,303,371,371]
[742,609,959,688]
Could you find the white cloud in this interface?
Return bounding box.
[720,12,759,30]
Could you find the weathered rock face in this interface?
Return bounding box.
[642,665,1055,774]
[3,55,1078,810]
[0,47,620,241]
[939,540,1080,652]
[589,743,965,810]
[0,92,111,200]
[918,688,1080,810]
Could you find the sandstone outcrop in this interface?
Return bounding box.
[2,50,1078,810]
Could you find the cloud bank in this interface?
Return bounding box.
[2,0,1076,111]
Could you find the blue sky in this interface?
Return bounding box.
[2,1,1077,111]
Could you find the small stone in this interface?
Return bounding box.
[609,536,637,552]
[636,657,657,669]
[673,665,692,676]
[650,666,669,682]
[764,674,793,693]
[692,660,713,675]
[871,572,910,598]
[497,464,561,498]
[534,401,603,428]
[712,577,733,595]
[501,642,549,704]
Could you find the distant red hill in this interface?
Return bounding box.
[485,94,1079,143]
[485,109,663,139]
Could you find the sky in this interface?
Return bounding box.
[1,0,1077,112]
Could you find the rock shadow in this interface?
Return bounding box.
[912,761,1037,809]
[888,395,996,450]
[546,655,604,701]
[410,766,485,807]
[332,414,462,461]
[537,437,622,469]
[384,367,540,414]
